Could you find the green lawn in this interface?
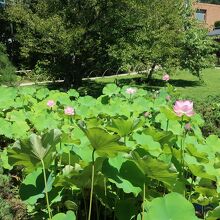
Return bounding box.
[94,68,220,101]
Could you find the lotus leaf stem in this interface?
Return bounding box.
[88,149,95,220]
[41,159,52,219]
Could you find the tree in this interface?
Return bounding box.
[178,2,216,79]
[4,0,216,85]
[0,42,16,85]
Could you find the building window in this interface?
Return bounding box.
[196,9,206,22]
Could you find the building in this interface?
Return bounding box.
[195,3,220,29]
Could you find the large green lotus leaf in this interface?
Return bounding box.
[69,157,105,188]
[0,148,12,170]
[119,160,146,188]
[191,113,204,126]
[107,98,131,117]
[86,118,103,129]
[107,118,142,137]
[56,94,72,106]
[30,112,60,132]
[133,133,162,157]
[35,88,50,100]
[77,96,96,107]
[11,121,30,139]
[143,192,199,220]
[7,129,62,172]
[51,211,76,220]
[195,186,217,198]
[115,199,138,220]
[130,97,153,115]
[184,154,216,181]
[44,91,71,106]
[102,159,142,195]
[155,113,183,135]
[13,96,26,108]
[206,206,220,220]
[18,87,36,96]
[135,88,148,97]
[6,110,27,122]
[102,83,121,96]
[153,96,167,109]
[192,125,204,141]
[7,142,40,172]
[0,117,13,138]
[143,127,176,146]
[68,89,79,98]
[0,87,17,109]
[19,168,54,205]
[108,153,128,171]
[185,135,208,161]
[81,127,129,157]
[131,152,178,188]
[160,106,179,120]
[206,135,220,158]
[61,132,81,146]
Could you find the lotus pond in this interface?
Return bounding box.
[0,83,220,220]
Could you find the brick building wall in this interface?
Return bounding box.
[194,3,220,29]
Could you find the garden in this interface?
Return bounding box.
[1,0,220,219]
[0,78,220,219]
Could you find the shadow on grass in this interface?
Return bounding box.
[46,76,202,98]
[46,80,106,98]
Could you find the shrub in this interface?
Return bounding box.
[0,43,17,85]
[195,96,220,137]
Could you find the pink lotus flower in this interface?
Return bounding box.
[144,111,150,117]
[64,106,75,116]
[162,74,170,81]
[185,123,192,131]
[126,87,136,95]
[166,95,171,101]
[173,100,194,117]
[47,100,55,108]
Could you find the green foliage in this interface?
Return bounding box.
[140,192,199,220]
[3,0,214,84]
[0,43,17,85]
[1,84,220,219]
[179,3,216,78]
[195,96,220,137]
[0,169,27,220]
[0,197,13,220]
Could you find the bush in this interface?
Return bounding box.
[0,43,17,85]
[0,166,27,219]
[195,96,220,137]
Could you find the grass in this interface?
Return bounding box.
[11,68,220,101]
[94,68,220,101]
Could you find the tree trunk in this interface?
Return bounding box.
[147,63,156,81]
[63,55,83,88]
[73,56,83,87]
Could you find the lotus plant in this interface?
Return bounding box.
[173,100,194,117]
[64,106,75,116]
[126,87,137,95]
[173,100,194,179]
[47,100,55,108]
[162,74,170,81]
